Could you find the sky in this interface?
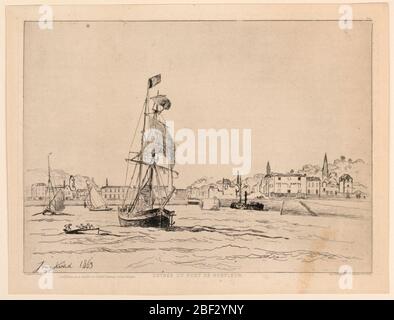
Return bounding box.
[24,20,372,188]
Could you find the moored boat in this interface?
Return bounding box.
[230,173,265,211]
[89,207,113,212]
[118,207,175,228]
[187,198,201,205]
[34,153,66,216]
[230,201,265,211]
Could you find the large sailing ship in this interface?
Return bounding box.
[118,74,177,229]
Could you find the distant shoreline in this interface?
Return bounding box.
[24,199,189,207]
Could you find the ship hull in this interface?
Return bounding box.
[230,201,265,211]
[118,208,175,228]
[41,208,65,215]
[64,228,100,235]
[89,207,113,212]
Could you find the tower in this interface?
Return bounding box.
[266,161,271,175]
[322,153,329,179]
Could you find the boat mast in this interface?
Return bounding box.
[148,161,155,209]
[168,116,174,193]
[47,153,53,207]
[88,184,92,208]
[169,166,174,191]
[149,98,160,208]
[238,171,242,203]
[136,85,150,195]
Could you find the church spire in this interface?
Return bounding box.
[322,153,329,178]
[266,161,271,175]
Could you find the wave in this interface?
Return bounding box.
[32,243,355,261]
[28,218,73,223]
[173,225,289,240]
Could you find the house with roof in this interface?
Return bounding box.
[306,176,321,196]
[339,174,353,195]
[31,182,47,200]
[261,171,307,197]
[321,177,339,196]
[199,184,221,199]
[101,178,129,201]
[216,178,237,198]
[320,154,357,197]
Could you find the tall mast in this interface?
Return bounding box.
[238,172,242,203]
[148,164,154,209]
[47,153,53,205]
[47,153,51,185]
[169,166,174,191]
[168,113,174,192]
[88,184,92,208]
[136,86,150,193]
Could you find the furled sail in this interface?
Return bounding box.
[147,116,175,165]
[151,94,171,110]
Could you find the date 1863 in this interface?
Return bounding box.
[80,258,94,269]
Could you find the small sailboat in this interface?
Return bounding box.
[34,153,66,216]
[118,74,176,229]
[86,181,112,211]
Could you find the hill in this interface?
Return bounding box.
[24,168,91,190]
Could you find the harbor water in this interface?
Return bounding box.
[24,200,371,273]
